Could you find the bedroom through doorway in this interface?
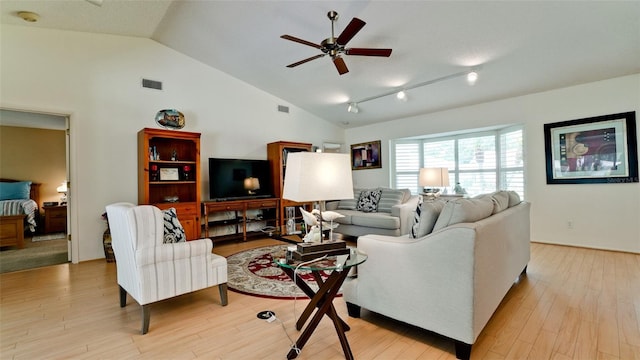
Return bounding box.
[0,109,70,273]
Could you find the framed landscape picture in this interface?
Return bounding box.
[544,111,638,184]
[351,140,381,170]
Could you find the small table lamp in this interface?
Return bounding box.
[243,177,260,195]
[419,167,450,198]
[57,181,68,205]
[283,152,354,242]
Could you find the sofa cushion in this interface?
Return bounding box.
[491,191,510,214]
[338,189,362,210]
[163,208,186,243]
[377,189,406,213]
[507,191,521,207]
[351,212,400,230]
[475,191,511,214]
[334,210,357,225]
[433,197,494,231]
[356,188,382,213]
[410,198,446,238]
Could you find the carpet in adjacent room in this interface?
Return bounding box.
[0,238,68,273]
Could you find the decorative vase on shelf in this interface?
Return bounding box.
[103,228,115,263]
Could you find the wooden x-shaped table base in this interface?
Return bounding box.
[280,266,354,360]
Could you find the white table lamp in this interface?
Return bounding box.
[283,152,354,242]
[419,167,450,197]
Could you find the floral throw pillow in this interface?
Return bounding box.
[163,208,186,243]
[356,188,382,213]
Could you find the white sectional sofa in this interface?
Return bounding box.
[325,188,419,237]
[342,191,530,360]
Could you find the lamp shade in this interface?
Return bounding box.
[56,181,68,193]
[419,167,450,187]
[243,177,260,191]
[283,152,354,202]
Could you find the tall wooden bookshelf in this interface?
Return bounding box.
[138,128,201,240]
[267,141,312,227]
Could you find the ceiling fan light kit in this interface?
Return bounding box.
[281,10,392,75]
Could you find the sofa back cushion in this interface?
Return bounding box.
[475,190,521,214]
[377,189,407,213]
[410,198,446,238]
[507,191,521,207]
[338,188,363,210]
[432,197,494,232]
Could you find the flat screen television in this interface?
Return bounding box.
[208,158,273,201]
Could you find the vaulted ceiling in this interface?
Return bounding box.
[1,1,639,128]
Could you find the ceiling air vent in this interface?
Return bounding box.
[142,78,162,90]
[277,105,289,113]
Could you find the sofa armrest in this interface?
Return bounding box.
[136,238,213,266]
[391,195,419,234]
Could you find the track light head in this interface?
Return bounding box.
[467,71,478,85]
[347,102,359,113]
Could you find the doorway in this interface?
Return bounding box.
[0,109,71,272]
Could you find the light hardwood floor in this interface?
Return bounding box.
[1,239,638,359]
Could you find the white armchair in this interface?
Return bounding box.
[106,203,228,334]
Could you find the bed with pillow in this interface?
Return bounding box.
[0,179,40,248]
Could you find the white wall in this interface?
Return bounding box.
[2,25,637,257]
[1,25,344,262]
[346,74,640,253]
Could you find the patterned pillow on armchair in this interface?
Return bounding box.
[162,207,186,243]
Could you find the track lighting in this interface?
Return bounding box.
[467,71,478,85]
[346,66,482,112]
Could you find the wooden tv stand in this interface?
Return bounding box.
[202,198,280,241]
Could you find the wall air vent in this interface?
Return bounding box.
[277,105,289,113]
[142,78,162,90]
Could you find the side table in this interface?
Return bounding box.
[43,205,67,233]
[275,249,367,360]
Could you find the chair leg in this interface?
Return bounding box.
[141,305,150,335]
[119,286,127,308]
[219,283,228,306]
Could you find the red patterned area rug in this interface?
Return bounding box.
[226,244,339,299]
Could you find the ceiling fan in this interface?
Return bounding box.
[281,11,392,75]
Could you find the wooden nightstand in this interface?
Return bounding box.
[43,205,67,233]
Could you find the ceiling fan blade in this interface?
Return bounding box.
[336,17,366,45]
[333,56,349,75]
[345,48,392,57]
[281,35,322,49]
[286,54,325,68]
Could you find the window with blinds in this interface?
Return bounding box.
[392,126,525,199]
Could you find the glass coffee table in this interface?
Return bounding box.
[275,249,367,360]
